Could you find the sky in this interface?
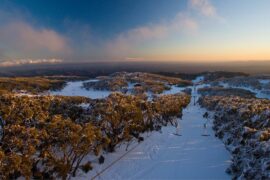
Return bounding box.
[1,0,270,66]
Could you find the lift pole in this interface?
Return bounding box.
[192,95,196,105]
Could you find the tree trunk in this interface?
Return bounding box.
[72,155,85,177]
[0,116,5,142]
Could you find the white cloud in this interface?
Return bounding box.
[106,13,198,58]
[104,0,224,60]
[125,57,145,61]
[189,0,217,18]
[0,58,63,67]
[0,0,223,62]
[0,21,71,58]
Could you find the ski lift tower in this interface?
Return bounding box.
[192,83,197,105]
[202,112,210,136]
[192,95,196,105]
[173,120,182,136]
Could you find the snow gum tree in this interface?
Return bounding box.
[44,115,103,178]
[199,96,270,179]
[0,91,190,179]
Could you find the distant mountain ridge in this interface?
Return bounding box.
[0,60,270,77]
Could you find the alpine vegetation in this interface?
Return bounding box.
[199,96,270,179]
[0,87,190,179]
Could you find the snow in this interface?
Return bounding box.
[74,80,231,180]
[14,93,38,97]
[159,75,206,95]
[49,76,231,179]
[50,80,189,99]
[162,85,186,95]
[192,76,205,84]
[78,103,90,109]
[127,82,135,92]
[50,80,111,99]
[259,79,270,85]
[200,96,270,179]
[220,82,270,99]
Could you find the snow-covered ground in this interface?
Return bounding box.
[162,85,186,95]
[192,75,204,84]
[74,81,231,180]
[259,79,270,85]
[50,76,233,180]
[50,80,188,99]
[50,75,270,100]
[50,80,111,99]
[220,82,270,99]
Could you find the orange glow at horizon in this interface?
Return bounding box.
[137,45,270,62]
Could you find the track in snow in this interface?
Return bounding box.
[76,87,231,180]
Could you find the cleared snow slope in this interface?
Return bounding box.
[85,88,231,180]
[50,80,111,99]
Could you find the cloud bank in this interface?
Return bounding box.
[0,19,71,60]
[0,58,63,67]
[0,0,222,63]
[105,13,198,59]
[105,0,220,60]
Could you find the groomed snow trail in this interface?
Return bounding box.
[82,87,231,180]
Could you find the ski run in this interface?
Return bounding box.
[74,87,231,180]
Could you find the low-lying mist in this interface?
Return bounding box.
[1,60,270,77]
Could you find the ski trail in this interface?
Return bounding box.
[88,87,231,180]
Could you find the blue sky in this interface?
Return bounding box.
[7,0,185,36]
[1,0,270,66]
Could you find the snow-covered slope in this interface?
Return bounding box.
[50,80,111,99]
[50,76,232,179]
[218,76,270,100]
[220,82,270,99]
[74,86,231,180]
